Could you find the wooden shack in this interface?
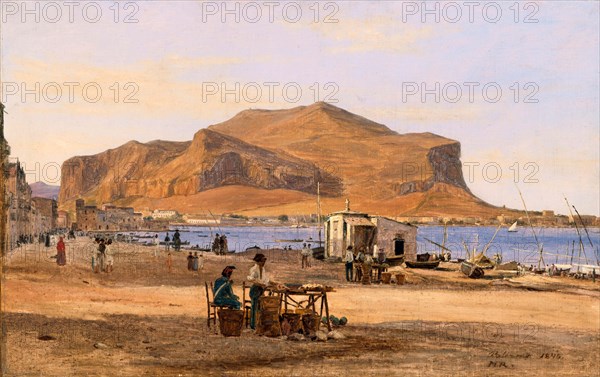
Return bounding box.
[324,202,417,261]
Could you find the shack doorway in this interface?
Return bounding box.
[394,239,405,256]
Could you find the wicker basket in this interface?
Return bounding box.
[218,309,244,337]
[381,272,392,284]
[301,313,320,335]
[395,273,405,285]
[282,313,303,334]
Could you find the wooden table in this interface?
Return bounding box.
[371,263,388,283]
[266,287,334,331]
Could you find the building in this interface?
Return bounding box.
[324,200,417,261]
[57,210,71,229]
[1,101,9,255]
[152,209,179,219]
[76,199,143,231]
[31,197,58,232]
[6,161,33,247]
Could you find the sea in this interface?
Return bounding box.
[136,225,600,266]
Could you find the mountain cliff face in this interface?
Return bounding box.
[59,102,494,216]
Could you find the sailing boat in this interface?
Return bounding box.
[460,225,501,278]
[507,221,518,232]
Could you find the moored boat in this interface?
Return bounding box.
[405,260,440,269]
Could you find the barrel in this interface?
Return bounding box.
[256,296,281,337]
[395,273,405,285]
[381,272,392,284]
[218,309,244,337]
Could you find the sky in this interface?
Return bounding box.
[0,1,598,215]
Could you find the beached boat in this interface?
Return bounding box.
[405,260,440,269]
[386,255,405,267]
[460,261,485,278]
[507,221,518,232]
[312,246,325,260]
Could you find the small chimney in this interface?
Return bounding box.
[345,198,350,211]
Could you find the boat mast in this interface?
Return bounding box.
[317,181,322,247]
[572,204,597,265]
[516,185,544,269]
[563,195,586,270]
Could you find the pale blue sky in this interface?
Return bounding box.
[1,1,598,215]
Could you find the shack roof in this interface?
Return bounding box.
[344,217,375,227]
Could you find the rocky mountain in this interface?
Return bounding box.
[30,182,60,200]
[59,102,499,217]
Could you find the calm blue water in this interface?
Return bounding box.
[137,225,600,266]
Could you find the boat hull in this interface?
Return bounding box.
[405,260,440,269]
[460,261,484,279]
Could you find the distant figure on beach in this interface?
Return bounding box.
[192,252,199,271]
[173,230,181,252]
[187,252,194,271]
[220,235,228,255]
[212,233,221,254]
[164,233,171,252]
[105,239,114,273]
[45,233,50,248]
[153,234,160,257]
[301,243,312,268]
[166,252,173,273]
[56,236,66,266]
[345,246,354,282]
[96,239,106,273]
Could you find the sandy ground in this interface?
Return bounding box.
[1,238,599,376]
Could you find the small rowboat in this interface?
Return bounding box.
[405,260,440,269]
[461,261,484,279]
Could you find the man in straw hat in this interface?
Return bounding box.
[247,253,269,329]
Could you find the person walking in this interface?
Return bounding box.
[173,229,181,252]
[56,236,66,266]
[192,252,199,272]
[164,233,171,252]
[344,246,354,282]
[96,239,106,273]
[166,252,173,273]
[153,234,160,257]
[187,252,194,271]
[105,239,114,273]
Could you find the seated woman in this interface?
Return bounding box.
[213,266,241,310]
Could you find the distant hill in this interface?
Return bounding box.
[30,182,60,200]
[59,102,505,218]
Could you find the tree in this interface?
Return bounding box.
[278,214,288,223]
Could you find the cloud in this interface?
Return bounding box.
[309,16,436,54]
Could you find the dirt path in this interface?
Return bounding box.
[2,239,599,376]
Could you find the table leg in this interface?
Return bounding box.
[324,294,331,331]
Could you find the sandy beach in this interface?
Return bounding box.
[2,237,599,376]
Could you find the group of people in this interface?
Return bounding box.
[163,230,182,252]
[186,252,203,272]
[344,245,386,283]
[211,233,229,255]
[301,243,312,269]
[212,253,275,330]
[93,237,114,273]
